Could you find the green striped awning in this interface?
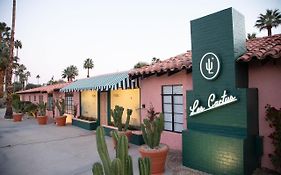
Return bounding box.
[60,71,139,92]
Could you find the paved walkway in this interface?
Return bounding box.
[0,108,207,175]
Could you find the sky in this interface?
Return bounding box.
[0,0,281,84]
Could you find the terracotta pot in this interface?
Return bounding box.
[139,144,169,174]
[13,113,23,122]
[37,116,48,125]
[55,116,67,126]
[112,130,132,148]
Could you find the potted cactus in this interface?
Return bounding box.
[111,105,133,147]
[139,105,168,174]
[37,102,48,125]
[55,98,66,126]
[92,126,151,175]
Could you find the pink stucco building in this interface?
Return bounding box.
[129,34,281,170]
[17,82,80,119]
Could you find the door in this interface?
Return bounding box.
[100,92,108,125]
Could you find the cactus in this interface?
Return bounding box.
[116,135,133,175]
[92,163,104,175]
[111,105,124,131]
[141,112,164,149]
[55,98,65,116]
[92,126,150,175]
[124,109,133,131]
[138,157,151,175]
[95,126,112,175]
[111,105,132,131]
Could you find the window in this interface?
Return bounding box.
[39,95,43,103]
[47,94,53,111]
[65,93,74,114]
[29,96,31,101]
[34,95,36,101]
[162,85,184,132]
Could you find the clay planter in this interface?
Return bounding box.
[55,116,67,126]
[13,113,23,122]
[112,130,132,148]
[139,144,169,174]
[37,116,48,125]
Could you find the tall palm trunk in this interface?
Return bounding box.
[4,0,16,119]
[267,26,272,36]
[0,70,4,98]
[87,68,89,78]
[0,26,3,98]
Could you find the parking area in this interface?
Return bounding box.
[0,108,206,175]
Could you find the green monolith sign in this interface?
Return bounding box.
[182,8,261,175]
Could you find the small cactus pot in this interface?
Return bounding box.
[13,113,23,122]
[37,116,48,125]
[112,130,132,148]
[55,116,67,126]
[139,143,169,174]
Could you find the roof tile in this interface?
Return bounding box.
[17,82,70,94]
[130,34,281,78]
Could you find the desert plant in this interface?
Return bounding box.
[265,104,281,171]
[55,98,65,116]
[125,109,133,131]
[92,126,150,175]
[138,157,151,175]
[12,98,24,113]
[24,102,38,117]
[111,105,133,132]
[37,102,47,116]
[141,105,164,149]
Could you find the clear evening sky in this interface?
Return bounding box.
[0,0,280,84]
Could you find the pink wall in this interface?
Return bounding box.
[19,91,80,118]
[73,92,80,117]
[249,60,281,170]
[20,93,47,104]
[140,71,193,150]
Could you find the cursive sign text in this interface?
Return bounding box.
[189,90,238,117]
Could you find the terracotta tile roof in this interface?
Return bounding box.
[17,82,70,94]
[129,51,192,78]
[238,34,281,62]
[129,34,281,78]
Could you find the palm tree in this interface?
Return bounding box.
[0,22,7,45]
[247,33,256,40]
[0,22,9,98]
[255,9,281,36]
[36,74,40,84]
[18,69,30,90]
[15,64,29,90]
[62,65,78,82]
[25,71,30,85]
[14,40,22,57]
[5,0,16,119]
[14,64,26,82]
[83,58,94,78]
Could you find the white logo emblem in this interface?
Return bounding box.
[200,52,220,80]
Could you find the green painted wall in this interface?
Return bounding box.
[183,8,261,175]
